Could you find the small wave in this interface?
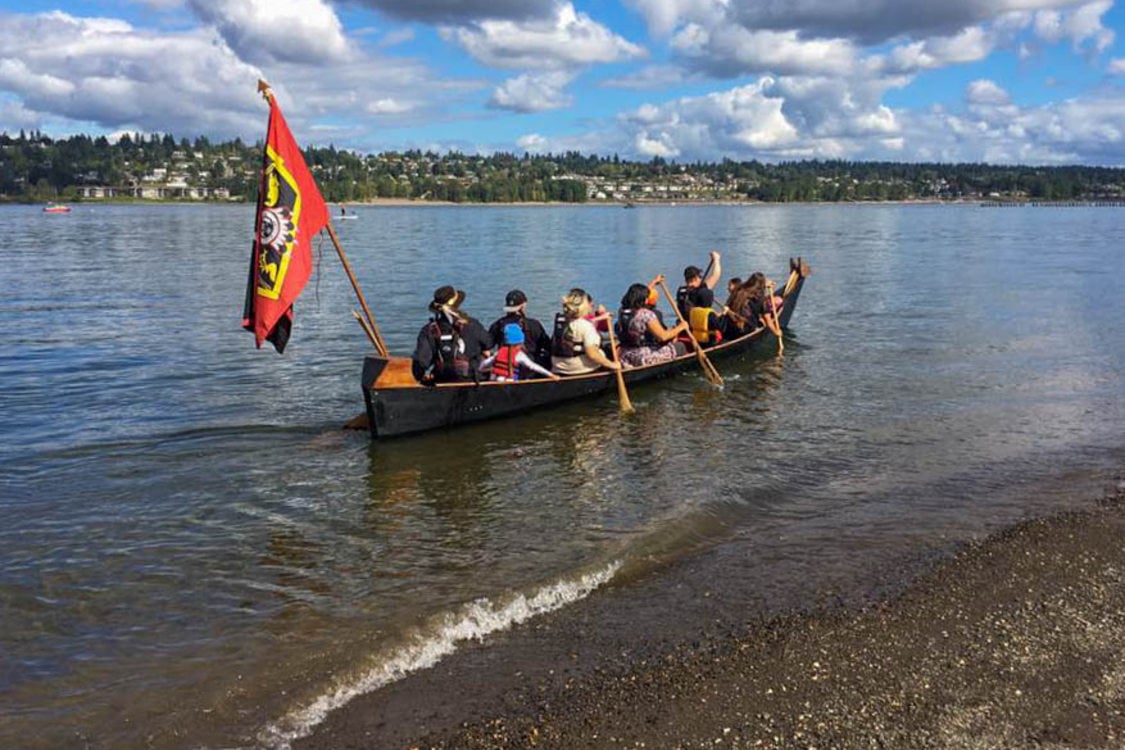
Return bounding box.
[258,560,621,749]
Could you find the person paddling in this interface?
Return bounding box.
[479,323,559,382]
[675,250,722,320]
[551,289,622,376]
[617,282,688,368]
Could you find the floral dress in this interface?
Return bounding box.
[619,308,679,368]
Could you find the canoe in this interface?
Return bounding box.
[359,260,809,439]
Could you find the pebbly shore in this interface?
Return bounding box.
[300,482,1125,750]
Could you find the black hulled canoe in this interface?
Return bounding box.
[360,260,809,439]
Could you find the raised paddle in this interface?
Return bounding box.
[656,279,723,386]
[766,281,784,356]
[604,312,634,413]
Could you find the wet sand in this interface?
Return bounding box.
[299,482,1125,749]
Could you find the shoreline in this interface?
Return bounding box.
[13,197,1112,209]
[299,480,1125,749]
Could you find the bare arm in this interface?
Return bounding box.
[645,315,688,343]
[703,250,722,290]
[583,342,621,370]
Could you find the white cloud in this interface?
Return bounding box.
[377,27,415,48]
[0,12,263,136]
[626,0,728,36]
[884,25,995,73]
[186,0,350,64]
[630,0,1093,46]
[670,24,859,77]
[620,79,801,159]
[1109,58,1125,76]
[635,131,679,158]
[0,10,479,143]
[516,132,548,151]
[366,98,411,114]
[966,79,1011,105]
[903,90,1125,163]
[1032,0,1114,53]
[602,64,698,90]
[443,2,644,70]
[354,0,557,25]
[489,71,574,112]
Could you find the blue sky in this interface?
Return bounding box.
[1,0,1123,164]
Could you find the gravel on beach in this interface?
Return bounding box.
[301,486,1125,750]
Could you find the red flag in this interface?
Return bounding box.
[242,91,328,353]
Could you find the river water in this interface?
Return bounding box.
[1,203,1122,748]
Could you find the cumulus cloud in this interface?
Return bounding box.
[602,64,699,90]
[966,79,1011,105]
[904,90,1125,163]
[1109,58,1125,75]
[353,0,557,25]
[0,12,263,136]
[516,132,548,151]
[1032,0,1114,53]
[619,79,801,159]
[0,10,478,142]
[881,25,996,73]
[670,24,859,77]
[516,68,1124,165]
[186,0,350,64]
[630,0,1092,46]
[489,71,574,112]
[626,0,728,37]
[442,2,644,70]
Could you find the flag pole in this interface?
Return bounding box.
[326,221,388,356]
[256,79,389,358]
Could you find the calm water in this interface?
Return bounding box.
[1,203,1122,748]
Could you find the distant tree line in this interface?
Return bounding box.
[2,130,1122,204]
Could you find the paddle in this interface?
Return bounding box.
[766,281,784,356]
[604,312,634,413]
[656,279,723,386]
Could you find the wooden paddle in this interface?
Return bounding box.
[656,279,723,386]
[766,281,784,356]
[604,312,634,413]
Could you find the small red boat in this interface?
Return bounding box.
[43,203,71,214]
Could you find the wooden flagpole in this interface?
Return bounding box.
[257,79,388,358]
[326,222,388,357]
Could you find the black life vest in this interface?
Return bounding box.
[551,313,585,358]
[675,285,694,319]
[617,308,658,347]
[492,344,522,380]
[426,316,470,380]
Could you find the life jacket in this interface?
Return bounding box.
[617,308,658,347]
[492,344,522,381]
[690,306,721,344]
[426,316,471,380]
[551,313,584,358]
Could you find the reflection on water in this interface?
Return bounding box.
[0,204,1122,748]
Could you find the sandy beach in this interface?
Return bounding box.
[299,480,1125,750]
